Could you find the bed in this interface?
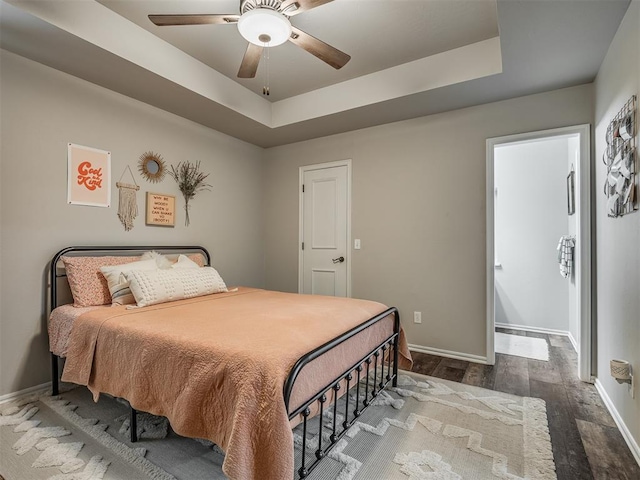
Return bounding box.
[49,246,412,480]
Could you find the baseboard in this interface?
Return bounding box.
[567,331,578,352]
[594,378,640,467]
[0,382,51,405]
[408,344,488,364]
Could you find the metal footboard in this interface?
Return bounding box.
[284,308,400,479]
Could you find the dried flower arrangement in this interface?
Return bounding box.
[169,161,211,226]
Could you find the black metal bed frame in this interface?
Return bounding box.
[286,309,399,478]
[49,245,400,480]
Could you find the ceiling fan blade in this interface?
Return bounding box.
[148,14,239,26]
[280,0,334,16]
[289,27,350,70]
[238,43,263,78]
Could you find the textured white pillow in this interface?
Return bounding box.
[124,267,228,307]
[99,259,158,305]
[171,254,201,270]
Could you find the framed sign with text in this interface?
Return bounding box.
[67,143,111,207]
[145,192,176,227]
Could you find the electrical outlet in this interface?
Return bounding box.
[413,312,422,324]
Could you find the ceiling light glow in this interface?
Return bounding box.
[238,8,292,46]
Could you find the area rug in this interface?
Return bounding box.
[0,371,556,480]
[495,332,550,361]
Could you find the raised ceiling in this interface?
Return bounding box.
[97,0,500,102]
[0,0,631,147]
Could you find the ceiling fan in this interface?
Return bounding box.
[148,0,351,80]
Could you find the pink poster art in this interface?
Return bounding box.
[67,143,111,207]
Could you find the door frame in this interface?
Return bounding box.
[486,124,592,382]
[298,159,352,297]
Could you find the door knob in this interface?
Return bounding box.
[332,256,345,264]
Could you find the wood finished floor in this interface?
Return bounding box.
[410,329,640,480]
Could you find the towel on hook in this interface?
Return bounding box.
[557,235,575,279]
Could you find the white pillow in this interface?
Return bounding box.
[99,259,158,305]
[141,251,173,269]
[171,254,201,270]
[124,267,228,308]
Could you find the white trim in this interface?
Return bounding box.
[575,125,592,382]
[0,382,51,405]
[594,378,640,467]
[298,159,352,297]
[567,331,578,353]
[486,138,495,366]
[409,344,488,365]
[486,124,591,381]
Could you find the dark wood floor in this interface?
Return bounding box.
[410,328,640,480]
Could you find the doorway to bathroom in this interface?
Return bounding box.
[486,125,591,382]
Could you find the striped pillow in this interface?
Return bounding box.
[100,259,158,305]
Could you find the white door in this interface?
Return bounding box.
[300,163,350,296]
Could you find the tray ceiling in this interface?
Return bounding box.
[97,0,500,102]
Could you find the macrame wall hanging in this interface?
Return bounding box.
[116,166,140,231]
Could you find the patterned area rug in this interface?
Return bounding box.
[0,371,556,479]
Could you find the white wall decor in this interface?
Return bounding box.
[67,143,111,207]
[116,165,140,231]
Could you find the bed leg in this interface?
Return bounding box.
[392,310,399,387]
[130,407,138,443]
[51,353,59,396]
[392,345,399,387]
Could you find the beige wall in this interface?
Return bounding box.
[594,0,640,455]
[0,51,265,395]
[263,84,593,358]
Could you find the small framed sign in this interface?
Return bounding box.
[145,192,175,227]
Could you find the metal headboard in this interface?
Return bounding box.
[49,245,211,311]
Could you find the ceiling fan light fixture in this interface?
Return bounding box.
[238,8,292,46]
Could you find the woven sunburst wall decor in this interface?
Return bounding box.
[138,151,166,183]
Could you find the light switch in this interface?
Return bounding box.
[354,239,361,250]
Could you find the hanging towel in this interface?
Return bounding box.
[557,235,575,278]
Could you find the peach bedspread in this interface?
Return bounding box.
[61,287,412,480]
[48,304,104,357]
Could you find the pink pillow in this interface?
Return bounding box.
[62,256,140,307]
[186,253,206,267]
